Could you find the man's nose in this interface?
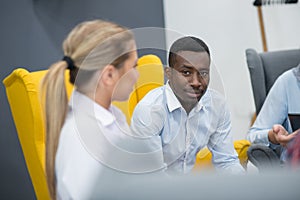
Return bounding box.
[190,73,201,87]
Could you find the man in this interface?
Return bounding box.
[131,36,244,174]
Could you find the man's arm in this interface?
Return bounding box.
[131,100,166,159]
[247,75,288,146]
[131,102,165,137]
[207,102,245,174]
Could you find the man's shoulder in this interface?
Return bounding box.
[133,85,167,119]
[203,88,227,105]
[199,89,230,119]
[271,68,298,92]
[278,68,297,82]
[138,85,165,104]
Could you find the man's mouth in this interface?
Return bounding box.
[185,90,202,98]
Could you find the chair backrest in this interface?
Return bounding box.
[2,54,164,200]
[245,48,300,114]
[3,69,67,200]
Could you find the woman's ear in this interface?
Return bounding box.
[101,65,117,86]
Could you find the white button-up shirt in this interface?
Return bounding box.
[55,90,165,199]
[131,83,244,174]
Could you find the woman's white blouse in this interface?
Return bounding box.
[55,90,165,199]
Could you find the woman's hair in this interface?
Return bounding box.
[41,19,134,199]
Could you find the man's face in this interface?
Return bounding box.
[166,50,210,110]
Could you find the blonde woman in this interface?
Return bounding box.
[42,20,165,200]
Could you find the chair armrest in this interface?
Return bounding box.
[193,139,251,170]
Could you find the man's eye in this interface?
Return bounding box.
[200,71,209,77]
[182,70,191,75]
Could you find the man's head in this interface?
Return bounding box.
[166,36,211,112]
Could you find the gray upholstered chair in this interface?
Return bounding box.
[245,48,300,170]
[246,48,300,114]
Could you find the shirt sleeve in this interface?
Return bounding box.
[130,101,167,168]
[207,101,245,174]
[131,102,166,137]
[247,75,288,146]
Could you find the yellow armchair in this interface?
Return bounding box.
[193,139,251,171]
[2,54,164,200]
[3,69,58,200]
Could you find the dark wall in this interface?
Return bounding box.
[0,0,165,199]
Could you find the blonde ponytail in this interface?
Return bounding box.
[42,61,68,199]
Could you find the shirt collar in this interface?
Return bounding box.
[165,82,181,112]
[195,99,204,112]
[165,82,204,113]
[69,90,115,127]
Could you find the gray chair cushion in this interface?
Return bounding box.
[247,144,281,171]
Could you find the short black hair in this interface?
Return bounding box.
[168,36,210,68]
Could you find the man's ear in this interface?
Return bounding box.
[165,66,172,80]
[101,65,118,86]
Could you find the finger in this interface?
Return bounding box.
[273,124,284,133]
[289,129,300,137]
[272,125,279,133]
[277,133,294,144]
[285,132,298,141]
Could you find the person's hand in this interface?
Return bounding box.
[287,129,300,168]
[268,124,299,147]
